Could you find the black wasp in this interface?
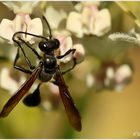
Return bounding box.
[0,16,82,131]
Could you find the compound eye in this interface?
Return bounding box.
[53,39,60,49]
[39,41,48,52]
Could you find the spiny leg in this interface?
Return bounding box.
[57,49,76,59]
[57,49,77,75]
[62,57,77,75]
[13,36,35,70]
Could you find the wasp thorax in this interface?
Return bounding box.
[44,55,57,69]
[39,39,60,53]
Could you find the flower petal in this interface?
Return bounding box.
[115,64,132,83]
[58,36,73,63]
[66,12,84,38]
[26,18,43,43]
[81,6,97,35]
[0,19,14,43]
[0,14,43,44]
[73,44,85,64]
[93,9,111,36]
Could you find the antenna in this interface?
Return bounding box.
[12,31,49,42]
[42,15,52,39]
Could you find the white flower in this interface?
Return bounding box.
[115,64,132,84]
[0,2,43,44]
[105,64,133,91]
[73,43,85,64]
[66,12,83,38]
[0,14,43,44]
[86,62,132,91]
[58,36,74,63]
[66,2,111,37]
[82,8,111,36]
[56,35,85,63]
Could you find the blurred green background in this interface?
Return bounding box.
[0,1,140,139]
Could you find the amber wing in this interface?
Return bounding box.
[55,66,82,131]
[0,63,43,117]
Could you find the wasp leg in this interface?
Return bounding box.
[57,49,77,74]
[18,37,41,60]
[13,37,35,70]
[57,49,76,59]
[13,47,32,74]
[61,57,77,75]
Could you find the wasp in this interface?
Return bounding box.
[0,16,82,131]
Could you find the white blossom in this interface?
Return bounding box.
[0,14,43,43]
[66,2,111,37]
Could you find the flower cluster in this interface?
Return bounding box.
[86,61,133,91]
[0,2,43,44]
[66,2,111,38]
